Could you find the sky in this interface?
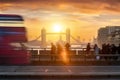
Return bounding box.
[0,0,120,42]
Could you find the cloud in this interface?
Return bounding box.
[1,0,120,26]
[1,0,120,41]
[0,0,120,14]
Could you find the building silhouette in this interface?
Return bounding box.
[97,26,120,48]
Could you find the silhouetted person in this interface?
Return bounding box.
[101,43,106,60]
[118,44,120,54]
[106,44,111,60]
[65,43,70,51]
[57,43,63,60]
[50,43,56,61]
[86,43,91,54]
[111,44,117,60]
[94,44,100,60]
[65,43,71,61]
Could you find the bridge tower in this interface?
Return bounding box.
[41,28,71,47]
[66,28,70,43]
[41,28,46,48]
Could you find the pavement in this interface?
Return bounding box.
[0,66,120,76]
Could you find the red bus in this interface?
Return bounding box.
[0,14,30,65]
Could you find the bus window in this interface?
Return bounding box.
[0,27,27,42]
[0,14,24,27]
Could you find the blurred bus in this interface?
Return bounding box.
[0,14,30,65]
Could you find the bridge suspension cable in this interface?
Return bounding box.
[29,35,41,42]
[70,35,81,43]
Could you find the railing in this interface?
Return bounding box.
[28,48,120,62]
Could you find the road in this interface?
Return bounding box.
[0,66,120,80]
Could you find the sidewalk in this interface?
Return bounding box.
[0,66,120,76]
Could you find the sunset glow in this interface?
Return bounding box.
[1,0,120,42]
[52,23,62,32]
[61,49,69,63]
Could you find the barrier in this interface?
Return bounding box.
[29,48,120,62]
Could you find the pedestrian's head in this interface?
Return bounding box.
[95,44,97,47]
[51,43,53,45]
[111,44,115,47]
[88,43,90,45]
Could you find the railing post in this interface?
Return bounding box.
[76,49,78,55]
[83,48,86,62]
[38,49,41,61]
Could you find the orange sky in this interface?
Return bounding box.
[0,0,120,42]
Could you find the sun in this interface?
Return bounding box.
[53,23,62,32]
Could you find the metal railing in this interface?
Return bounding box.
[28,48,120,62]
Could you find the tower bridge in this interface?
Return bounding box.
[41,28,70,47]
[30,28,83,48]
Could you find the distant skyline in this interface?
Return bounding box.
[0,0,120,42]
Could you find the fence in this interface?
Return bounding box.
[29,48,120,62]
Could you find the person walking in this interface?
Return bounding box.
[86,43,91,54]
[111,44,117,60]
[50,43,56,61]
[65,42,71,61]
[85,43,91,61]
[118,44,120,54]
[56,43,63,61]
[94,44,100,60]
